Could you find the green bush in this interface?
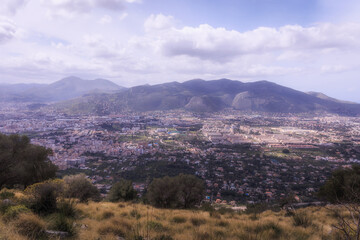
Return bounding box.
[49,213,75,236]
[0,133,57,189]
[3,205,30,220]
[147,174,204,209]
[57,200,77,218]
[0,189,15,199]
[0,199,13,214]
[64,174,100,202]
[108,179,137,202]
[25,180,63,214]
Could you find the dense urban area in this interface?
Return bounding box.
[1,102,360,205]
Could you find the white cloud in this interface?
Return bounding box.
[0,17,16,44]
[42,0,138,18]
[0,0,28,15]
[100,15,112,24]
[83,34,103,46]
[158,23,360,62]
[144,14,175,32]
[119,12,128,21]
[321,65,352,73]
[42,0,137,13]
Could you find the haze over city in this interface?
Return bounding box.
[1,0,360,102]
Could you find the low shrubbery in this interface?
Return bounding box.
[49,213,75,235]
[63,174,100,202]
[3,205,31,220]
[292,211,312,227]
[14,213,46,239]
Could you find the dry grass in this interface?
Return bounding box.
[0,201,349,240]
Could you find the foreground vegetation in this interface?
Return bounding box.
[0,186,350,240]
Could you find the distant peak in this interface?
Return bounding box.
[61,76,83,81]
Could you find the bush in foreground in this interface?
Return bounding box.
[25,179,63,214]
[147,174,204,209]
[14,213,46,240]
[108,179,137,202]
[64,174,100,202]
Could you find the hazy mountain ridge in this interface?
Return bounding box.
[56,78,360,116]
[307,91,356,104]
[0,76,125,103]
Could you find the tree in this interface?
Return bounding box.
[0,134,57,188]
[63,174,100,202]
[108,179,137,202]
[282,149,290,154]
[177,174,205,208]
[319,165,360,239]
[147,176,179,208]
[147,174,204,209]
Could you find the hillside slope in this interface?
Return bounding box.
[56,79,360,116]
[0,76,125,103]
[0,200,340,240]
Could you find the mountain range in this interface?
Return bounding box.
[52,78,360,116]
[0,76,125,103]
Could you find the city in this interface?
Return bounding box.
[2,102,359,205]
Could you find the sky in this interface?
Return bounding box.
[1,0,360,102]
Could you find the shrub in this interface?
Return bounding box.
[147,221,165,232]
[108,179,137,202]
[0,199,13,214]
[215,220,229,227]
[57,200,77,218]
[282,149,290,154]
[0,189,15,199]
[171,216,187,223]
[64,174,100,202]
[14,213,46,239]
[292,212,311,227]
[25,179,63,214]
[130,209,141,219]
[49,213,75,235]
[3,205,30,220]
[101,210,115,219]
[147,174,204,209]
[190,217,206,226]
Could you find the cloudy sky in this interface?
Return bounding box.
[1,0,360,102]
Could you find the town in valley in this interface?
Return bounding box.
[1,102,359,206]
